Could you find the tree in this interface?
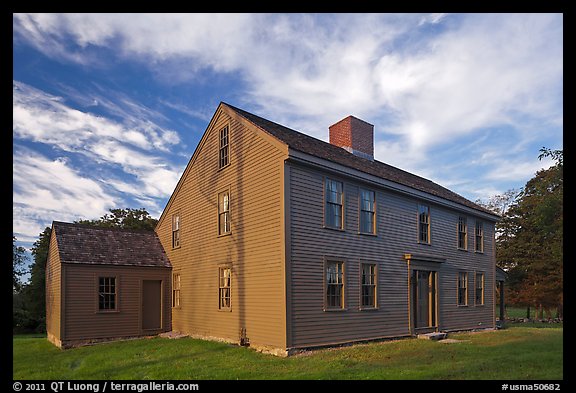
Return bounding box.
[12,236,28,293]
[497,148,563,319]
[75,208,158,231]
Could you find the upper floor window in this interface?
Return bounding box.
[98,277,117,311]
[172,273,181,308]
[359,189,376,234]
[219,125,229,169]
[325,179,343,229]
[418,204,430,244]
[325,261,345,309]
[475,221,484,253]
[361,263,377,308]
[218,191,231,235]
[172,214,180,248]
[458,216,467,250]
[458,272,468,306]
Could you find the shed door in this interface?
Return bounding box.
[142,280,162,330]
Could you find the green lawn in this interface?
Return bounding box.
[13,326,562,380]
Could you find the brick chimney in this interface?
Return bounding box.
[329,116,374,160]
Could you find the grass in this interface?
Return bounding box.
[13,326,562,380]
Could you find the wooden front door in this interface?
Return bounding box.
[413,270,437,330]
[142,280,162,331]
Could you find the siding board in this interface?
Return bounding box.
[155,106,289,351]
[288,163,496,349]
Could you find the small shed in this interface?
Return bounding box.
[46,221,172,348]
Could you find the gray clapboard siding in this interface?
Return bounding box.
[288,163,495,349]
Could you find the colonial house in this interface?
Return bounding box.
[46,102,499,355]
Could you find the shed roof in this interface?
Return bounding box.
[52,221,171,268]
[223,102,498,218]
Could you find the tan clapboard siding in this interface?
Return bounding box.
[288,163,496,349]
[156,107,289,349]
[46,228,62,342]
[62,265,171,341]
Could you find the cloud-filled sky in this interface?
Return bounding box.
[13,13,563,270]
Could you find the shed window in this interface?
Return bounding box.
[172,214,180,248]
[475,221,484,252]
[219,125,229,169]
[219,267,231,310]
[418,204,430,244]
[361,263,377,308]
[218,191,231,235]
[325,179,343,229]
[325,261,344,309]
[359,189,376,234]
[475,272,484,305]
[458,272,468,306]
[458,216,467,250]
[98,277,117,311]
[172,273,181,308]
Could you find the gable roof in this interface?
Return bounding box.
[52,221,171,268]
[222,102,498,218]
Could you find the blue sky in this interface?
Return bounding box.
[13,13,563,272]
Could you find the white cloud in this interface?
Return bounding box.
[13,148,116,239]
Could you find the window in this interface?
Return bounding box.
[475,221,484,252]
[325,179,343,229]
[172,273,181,308]
[359,189,376,234]
[458,216,467,250]
[172,214,180,248]
[418,204,430,244]
[218,267,231,310]
[361,263,377,308]
[98,277,117,311]
[475,272,484,305]
[458,272,468,306]
[219,125,229,169]
[325,261,344,309]
[218,191,231,235]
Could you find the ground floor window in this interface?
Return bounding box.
[325,261,345,309]
[98,277,117,311]
[458,272,468,306]
[172,273,181,307]
[219,267,231,310]
[361,263,377,308]
[475,272,484,305]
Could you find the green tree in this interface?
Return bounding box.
[13,236,28,293]
[75,208,158,231]
[498,148,563,319]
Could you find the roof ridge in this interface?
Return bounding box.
[52,221,157,234]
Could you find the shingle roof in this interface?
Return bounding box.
[52,222,171,268]
[223,102,497,218]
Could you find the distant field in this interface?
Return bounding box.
[13,326,562,380]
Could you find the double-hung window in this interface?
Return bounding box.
[218,191,231,235]
[98,277,117,311]
[361,263,377,308]
[219,267,231,310]
[418,204,430,244]
[475,221,484,252]
[458,272,468,306]
[325,179,343,229]
[475,272,484,305]
[172,214,180,248]
[219,126,229,169]
[172,273,181,308]
[359,189,376,234]
[458,216,467,250]
[325,261,344,309]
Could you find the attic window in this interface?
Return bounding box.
[98,277,117,311]
[219,125,230,169]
